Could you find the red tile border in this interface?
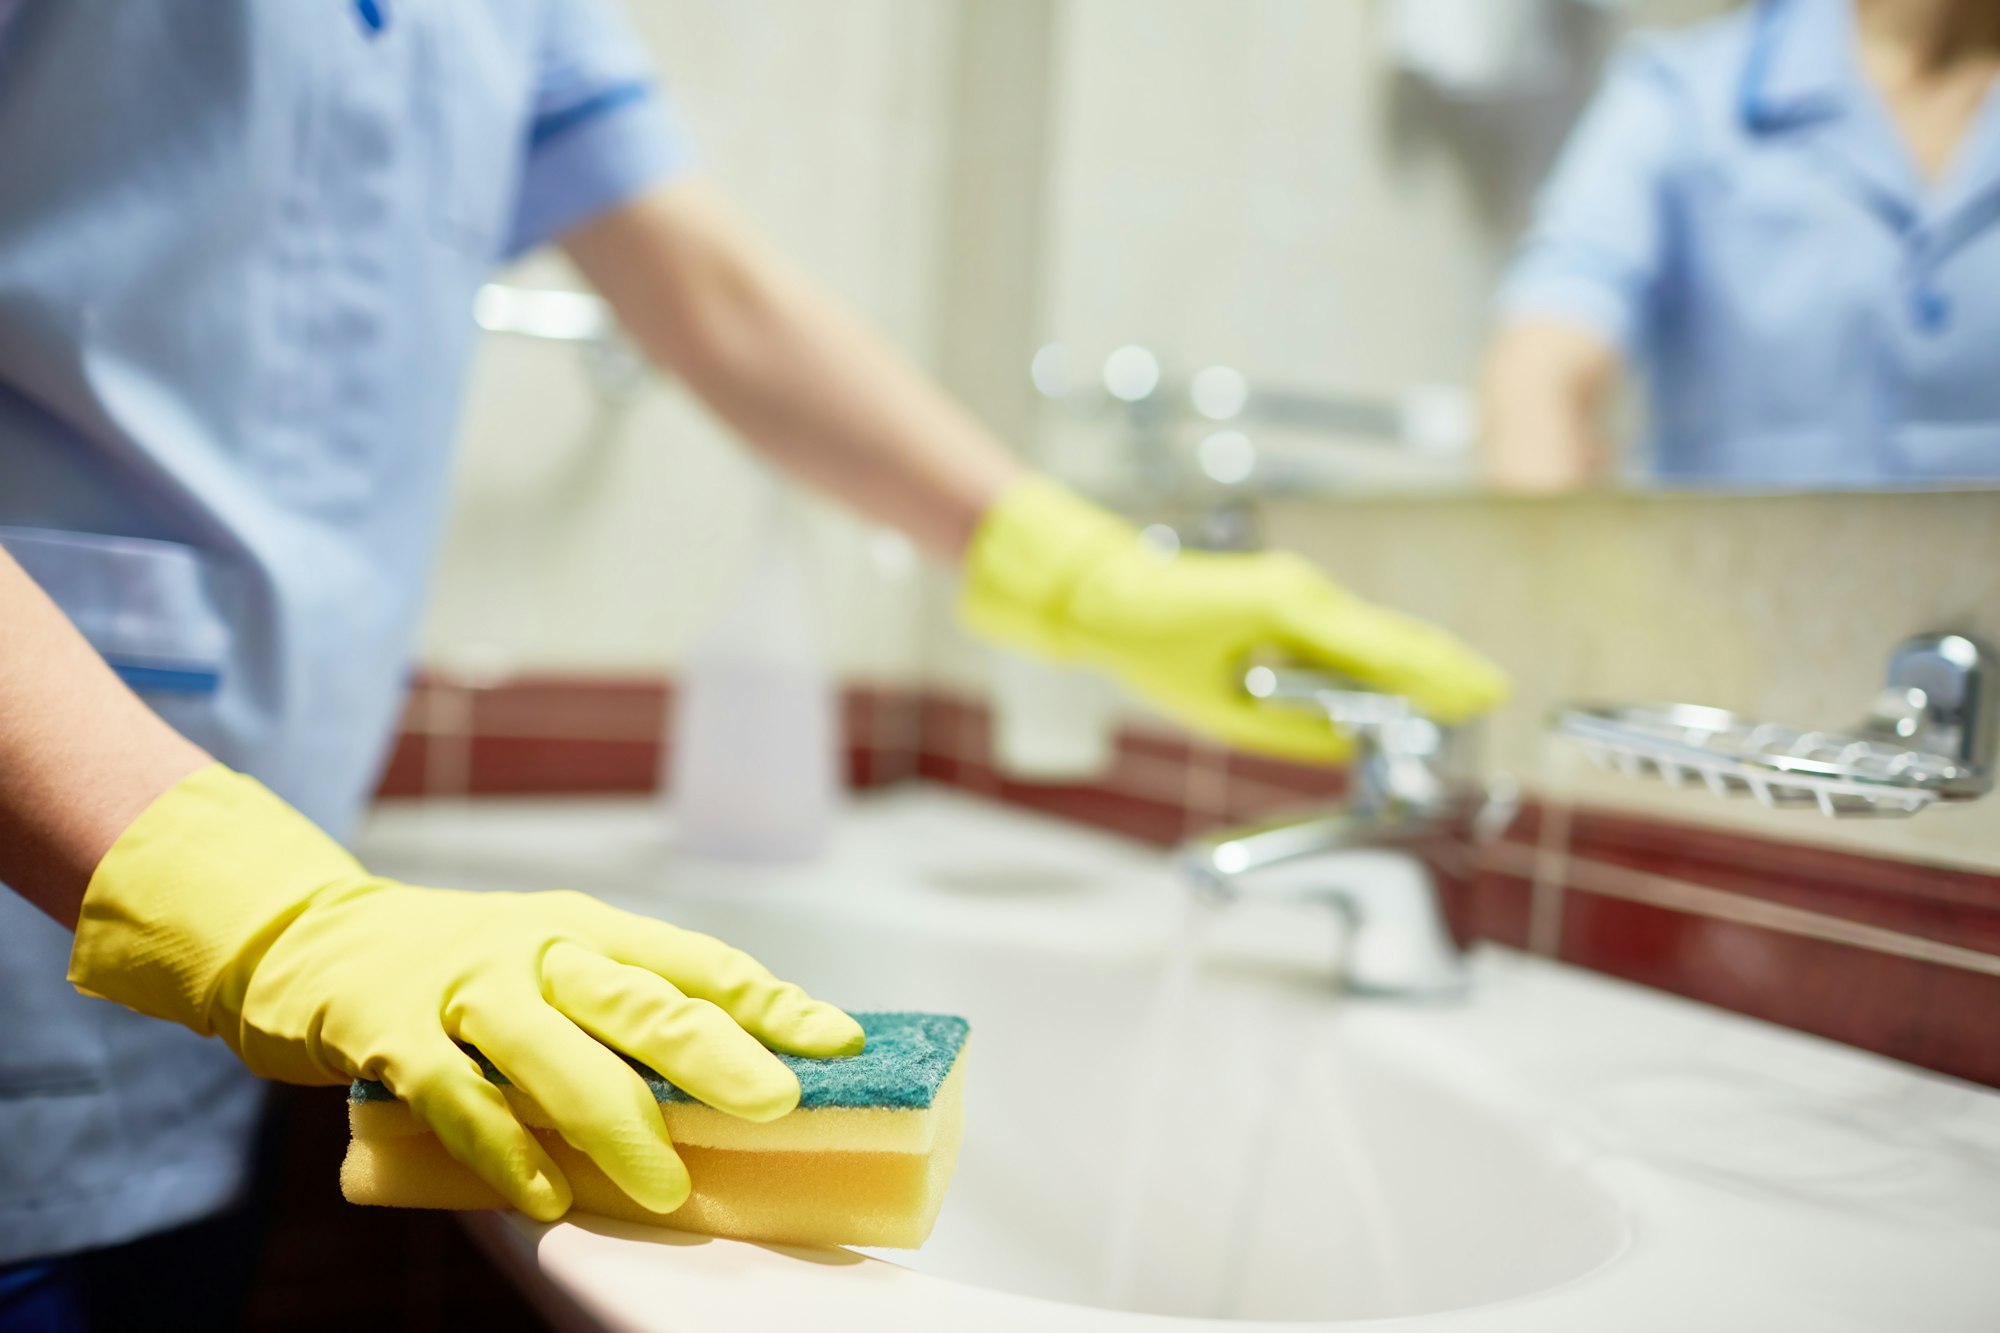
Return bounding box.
[380,732,900,799]
[371,671,2000,1088]
[847,744,913,791]
[397,675,668,741]
[1555,803,2000,956]
[372,732,429,799]
[917,693,992,767]
[1425,838,1535,953]
[381,675,914,799]
[981,770,1190,847]
[471,676,667,740]
[1112,729,1194,767]
[1559,890,2000,1088]
[376,733,662,797]
[1224,747,1351,801]
[461,735,660,796]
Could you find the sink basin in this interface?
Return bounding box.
[356,788,2000,1332]
[641,899,1626,1322]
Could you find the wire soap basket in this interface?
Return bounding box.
[1551,634,1993,819]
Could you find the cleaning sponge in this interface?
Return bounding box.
[341,1011,969,1249]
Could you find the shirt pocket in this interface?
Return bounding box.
[0,528,232,712]
[1674,166,1882,418]
[418,1,529,261]
[1681,166,1862,297]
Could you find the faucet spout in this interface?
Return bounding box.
[1183,823,1467,998]
[1176,664,1491,997]
[1180,810,1397,894]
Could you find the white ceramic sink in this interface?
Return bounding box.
[624,896,1628,1323]
[354,788,2000,1332]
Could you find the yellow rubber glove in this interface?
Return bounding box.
[68,763,863,1222]
[960,477,1508,761]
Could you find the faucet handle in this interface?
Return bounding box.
[1242,664,1416,729]
[1241,664,1450,758]
[1242,663,1457,814]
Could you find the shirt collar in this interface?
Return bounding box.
[1741,0,1855,132]
[1739,0,1934,228]
[1739,0,2000,246]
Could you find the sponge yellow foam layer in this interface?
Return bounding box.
[347,1084,946,1155]
[342,1046,967,1249]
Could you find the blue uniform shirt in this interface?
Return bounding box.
[1497,0,2000,486]
[0,0,690,1263]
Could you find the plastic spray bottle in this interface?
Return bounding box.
[667,485,839,860]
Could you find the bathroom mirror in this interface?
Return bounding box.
[971,0,2000,500]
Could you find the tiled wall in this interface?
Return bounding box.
[374,672,2000,1089]
[375,675,1344,831]
[1458,804,2000,1089]
[1261,488,2000,874]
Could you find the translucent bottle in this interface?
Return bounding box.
[667,492,838,861]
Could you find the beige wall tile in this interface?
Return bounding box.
[1258,489,2000,871]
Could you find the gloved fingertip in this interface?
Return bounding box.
[721,1064,803,1123]
[515,1165,572,1223]
[797,1007,866,1058]
[628,1154,693,1215]
[1426,668,1512,724]
[761,1002,865,1058]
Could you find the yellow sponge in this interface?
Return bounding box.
[341,1012,969,1249]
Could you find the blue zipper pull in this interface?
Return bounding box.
[354,0,388,36]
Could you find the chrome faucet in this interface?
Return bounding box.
[1178,667,1514,997]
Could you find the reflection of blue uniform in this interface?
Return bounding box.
[0,0,689,1263]
[1497,0,2000,486]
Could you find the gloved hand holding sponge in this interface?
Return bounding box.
[69,763,865,1224]
[65,475,1502,1243]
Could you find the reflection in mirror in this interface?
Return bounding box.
[1484,0,2000,492]
[1021,0,2000,497]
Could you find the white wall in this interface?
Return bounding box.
[420,0,961,681]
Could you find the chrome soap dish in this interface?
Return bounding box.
[1552,633,1993,819]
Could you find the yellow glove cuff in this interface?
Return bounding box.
[958,475,1134,660]
[68,763,366,1038]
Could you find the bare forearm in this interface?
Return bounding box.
[564,180,1022,562]
[0,550,208,927]
[1479,320,1622,493]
